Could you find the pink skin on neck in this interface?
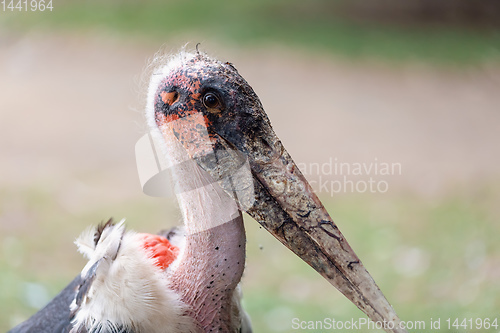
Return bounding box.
[157,120,247,331]
[170,216,246,332]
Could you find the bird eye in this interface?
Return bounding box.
[202,92,221,109]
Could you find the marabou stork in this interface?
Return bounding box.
[9,51,406,333]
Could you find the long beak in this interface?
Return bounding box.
[161,111,407,333]
[248,149,406,332]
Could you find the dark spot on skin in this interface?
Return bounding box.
[215,246,219,250]
[347,260,359,270]
[318,220,342,243]
[297,210,311,218]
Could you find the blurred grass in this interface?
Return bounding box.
[243,189,500,332]
[1,0,499,65]
[2,184,499,331]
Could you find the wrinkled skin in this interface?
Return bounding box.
[152,52,406,333]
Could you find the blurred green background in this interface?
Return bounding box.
[1,0,499,332]
[2,0,500,64]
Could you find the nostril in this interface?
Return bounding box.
[160,91,179,106]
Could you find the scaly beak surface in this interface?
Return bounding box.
[186,116,407,333]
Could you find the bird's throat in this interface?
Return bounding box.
[171,217,246,332]
[157,122,246,332]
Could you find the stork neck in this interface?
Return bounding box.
[172,217,246,332]
[159,129,246,332]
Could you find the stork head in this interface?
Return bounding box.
[70,220,196,333]
[145,51,405,333]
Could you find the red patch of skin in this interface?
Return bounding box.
[156,106,217,159]
[155,68,220,159]
[140,233,179,270]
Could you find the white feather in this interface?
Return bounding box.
[71,223,199,333]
